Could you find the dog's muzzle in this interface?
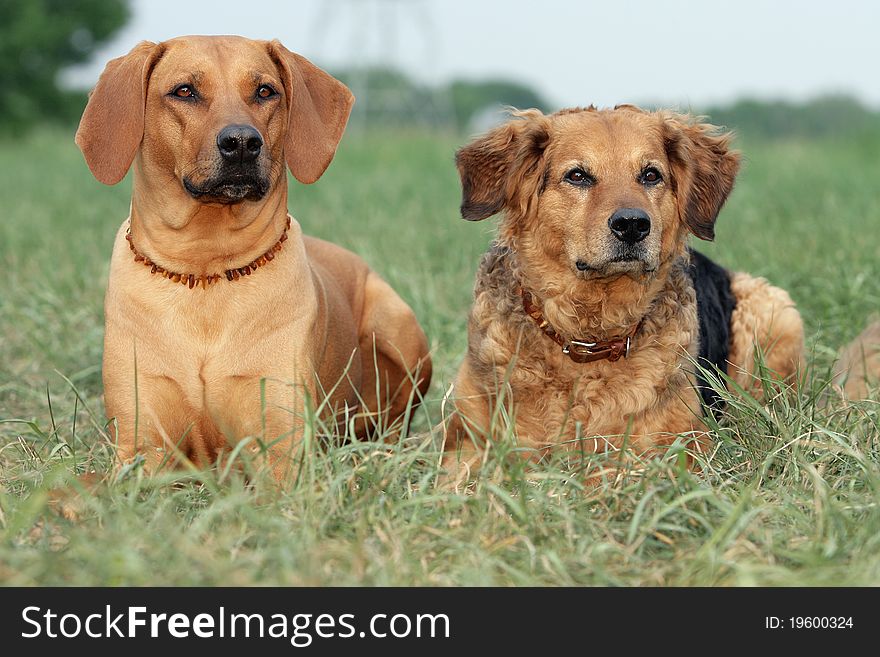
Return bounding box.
[182,124,271,203]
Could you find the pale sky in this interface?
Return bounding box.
[66,0,880,110]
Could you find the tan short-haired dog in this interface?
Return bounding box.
[76,36,431,482]
[443,106,804,483]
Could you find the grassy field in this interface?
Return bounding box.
[1,125,878,586]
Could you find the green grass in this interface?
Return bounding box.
[0,126,878,586]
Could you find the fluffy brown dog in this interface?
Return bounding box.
[76,36,431,483]
[443,106,804,483]
[833,317,880,399]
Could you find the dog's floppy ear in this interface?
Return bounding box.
[269,41,354,185]
[75,41,162,185]
[456,110,551,221]
[664,114,740,241]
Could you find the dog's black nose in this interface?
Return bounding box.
[608,208,651,244]
[217,124,263,163]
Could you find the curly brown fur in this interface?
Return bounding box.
[443,105,804,487]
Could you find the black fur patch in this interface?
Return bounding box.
[686,249,737,409]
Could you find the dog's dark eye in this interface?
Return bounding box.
[565,168,594,186]
[640,167,662,185]
[256,85,278,100]
[171,85,196,99]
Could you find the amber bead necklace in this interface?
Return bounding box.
[125,216,291,289]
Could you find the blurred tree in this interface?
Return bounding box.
[0,0,129,132]
[332,67,447,129]
[705,94,880,140]
[331,67,550,133]
[450,80,549,131]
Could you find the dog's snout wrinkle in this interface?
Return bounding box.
[217,124,264,164]
[608,208,651,244]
